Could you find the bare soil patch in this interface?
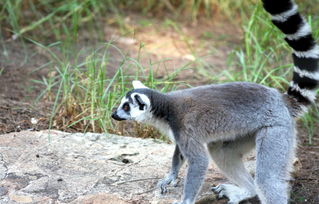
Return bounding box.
[0,42,50,134]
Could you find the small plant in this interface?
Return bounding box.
[33,41,187,137]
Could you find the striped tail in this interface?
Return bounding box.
[262,0,319,116]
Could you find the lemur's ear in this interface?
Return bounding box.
[134,94,146,110]
[132,80,148,89]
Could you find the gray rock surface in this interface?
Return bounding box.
[0,130,255,204]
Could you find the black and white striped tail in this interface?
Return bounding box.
[262,0,319,115]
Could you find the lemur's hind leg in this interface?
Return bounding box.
[255,126,296,204]
[209,135,257,204]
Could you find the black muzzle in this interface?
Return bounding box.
[111,111,126,121]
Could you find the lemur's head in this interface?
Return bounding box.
[112,81,152,122]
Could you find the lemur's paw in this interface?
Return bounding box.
[157,174,177,194]
[212,184,255,204]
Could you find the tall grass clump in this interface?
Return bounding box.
[219,4,319,143]
[222,5,291,88]
[32,41,186,138]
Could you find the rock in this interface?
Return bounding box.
[0,186,8,196]
[0,154,8,180]
[9,193,33,203]
[85,132,101,141]
[72,193,128,204]
[0,130,256,203]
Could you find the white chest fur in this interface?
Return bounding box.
[146,118,175,143]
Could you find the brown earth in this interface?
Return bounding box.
[0,16,318,203]
[0,41,51,134]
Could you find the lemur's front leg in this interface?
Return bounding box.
[173,140,209,204]
[158,145,184,194]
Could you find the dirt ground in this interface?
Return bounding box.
[0,16,318,203]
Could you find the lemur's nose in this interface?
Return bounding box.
[111,112,117,119]
[111,111,125,121]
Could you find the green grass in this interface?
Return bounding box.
[31,39,187,137]
[225,4,319,144]
[1,0,104,40]
[301,106,319,145]
[188,3,319,143]
[221,5,291,87]
[1,0,318,142]
[0,0,259,42]
[0,0,317,42]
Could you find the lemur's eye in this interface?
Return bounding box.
[122,103,130,112]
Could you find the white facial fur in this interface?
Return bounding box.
[116,92,152,122]
[119,80,152,121]
[114,81,176,142]
[129,93,151,122]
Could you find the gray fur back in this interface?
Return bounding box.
[166,82,293,143]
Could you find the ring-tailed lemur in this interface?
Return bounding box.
[112,0,319,203]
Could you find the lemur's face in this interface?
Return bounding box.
[111,81,151,122]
